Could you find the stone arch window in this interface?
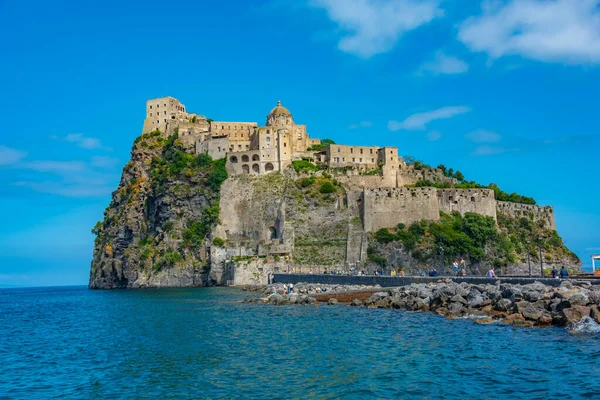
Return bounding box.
[252,154,260,161]
[269,226,277,239]
[230,156,238,163]
[266,137,271,142]
[242,164,250,174]
[265,162,274,172]
[252,164,260,173]
[242,155,250,162]
[266,129,270,134]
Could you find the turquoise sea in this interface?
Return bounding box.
[1,286,599,399]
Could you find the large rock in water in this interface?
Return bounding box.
[562,306,591,324]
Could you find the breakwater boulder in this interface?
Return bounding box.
[358,280,600,327]
[246,280,600,328]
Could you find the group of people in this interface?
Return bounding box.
[280,283,294,294]
[552,266,569,279]
[452,259,468,276]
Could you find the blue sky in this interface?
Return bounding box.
[1,0,599,287]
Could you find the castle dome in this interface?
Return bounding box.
[268,100,292,117]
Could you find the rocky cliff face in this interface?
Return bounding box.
[90,131,581,289]
[89,131,226,289]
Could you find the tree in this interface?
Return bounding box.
[437,164,447,175]
[321,138,335,145]
[403,156,416,165]
[454,171,464,181]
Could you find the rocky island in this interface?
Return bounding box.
[89,97,581,289]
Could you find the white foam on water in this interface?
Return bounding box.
[569,317,600,334]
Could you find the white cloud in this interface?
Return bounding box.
[91,156,119,168]
[0,145,27,166]
[309,0,443,58]
[418,51,469,75]
[24,160,87,174]
[471,145,520,156]
[465,129,502,143]
[388,106,471,131]
[458,0,600,64]
[14,181,114,197]
[52,133,110,150]
[427,130,443,141]
[348,121,374,129]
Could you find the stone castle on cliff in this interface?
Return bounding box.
[142,96,556,234]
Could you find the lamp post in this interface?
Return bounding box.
[527,240,531,277]
[537,237,544,276]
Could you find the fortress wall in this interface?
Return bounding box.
[337,174,396,190]
[362,187,440,232]
[496,201,556,230]
[437,189,497,220]
[396,166,453,187]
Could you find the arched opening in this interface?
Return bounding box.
[265,163,274,172]
[230,156,238,163]
[269,226,277,240]
[242,155,249,162]
[252,154,260,161]
[252,164,260,174]
[242,164,249,174]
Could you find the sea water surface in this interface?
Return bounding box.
[1,286,599,399]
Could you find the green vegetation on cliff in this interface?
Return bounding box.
[373,210,578,268]
[90,129,228,287]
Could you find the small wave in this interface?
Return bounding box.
[569,317,600,334]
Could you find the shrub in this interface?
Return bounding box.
[212,237,225,247]
[160,249,183,266]
[374,229,395,244]
[319,181,335,194]
[163,221,174,232]
[208,158,228,191]
[297,177,316,188]
[292,160,319,173]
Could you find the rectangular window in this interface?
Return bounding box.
[371,158,374,163]
[337,148,340,153]
[370,149,373,154]
[352,158,355,162]
[149,113,152,116]
[150,105,152,109]
[360,158,363,162]
[342,157,345,162]
[238,145,242,150]
[351,148,354,154]
[360,149,363,154]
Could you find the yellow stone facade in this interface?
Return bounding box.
[141,96,402,178]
